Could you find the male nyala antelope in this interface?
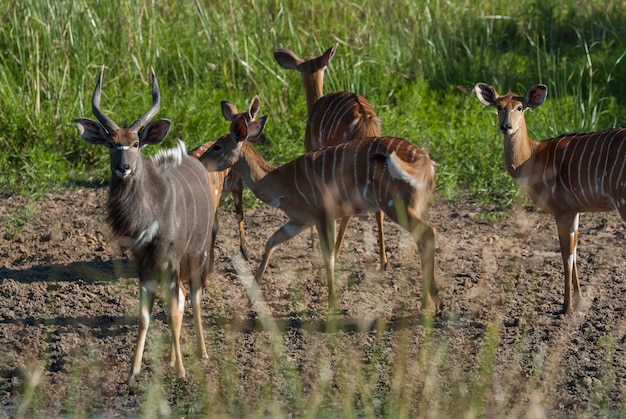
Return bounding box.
[476,82,626,314]
[199,113,440,312]
[189,96,264,270]
[274,45,387,268]
[74,68,214,384]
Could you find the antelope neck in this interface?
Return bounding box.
[234,142,279,202]
[503,121,537,176]
[108,159,163,240]
[302,72,324,116]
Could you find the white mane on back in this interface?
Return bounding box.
[152,140,187,172]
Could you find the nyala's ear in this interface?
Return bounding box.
[221,100,239,121]
[319,44,337,68]
[74,118,110,145]
[139,119,171,146]
[474,83,499,107]
[230,115,249,142]
[248,95,261,120]
[246,115,268,142]
[273,48,302,70]
[524,84,548,109]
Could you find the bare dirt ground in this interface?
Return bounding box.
[1,186,626,417]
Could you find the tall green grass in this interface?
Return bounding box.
[1,0,625,202]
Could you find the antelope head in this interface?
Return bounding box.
[199,114,268,172]
[475,83,547,136]
[74,66,172,179]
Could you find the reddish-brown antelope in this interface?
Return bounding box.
[74,68,214,384]
[189,96,263,270]
[475,82,626,314]
[274,45,388,268]
[199,113,440,312]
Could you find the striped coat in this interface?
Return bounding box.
[476,82,626,314]
[200,115,439,311]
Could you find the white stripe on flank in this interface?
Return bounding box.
[594,132,608,200]
[364,141,376,199]
[566,138,586,208]
[603,130,622,197]
[340,144,348,201]
[556,137,570,194]
[304,156,318,207]
[321,148,327,187]
[576,136,592,206]
[384,139,402,198]
[331,146,339,193]
[186,160,212,252]
[294,161,311,206]
[169,174,189,250]
[614,138,626,195]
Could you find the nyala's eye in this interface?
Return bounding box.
[517,106,523,111]
[133,142,139,148]
[213,145,222,152]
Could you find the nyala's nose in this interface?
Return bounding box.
[500,123,512,132]
[115,164,131,178]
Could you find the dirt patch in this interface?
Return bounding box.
[1,187,626,416]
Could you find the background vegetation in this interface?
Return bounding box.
[1,0,625,203]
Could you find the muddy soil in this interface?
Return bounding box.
[1,187,626,417]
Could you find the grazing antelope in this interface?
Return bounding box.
[475,82,626,314]
[74,68,214,384]
[199,113,440,312]
[189,96,263,270]
[274,45,387,268]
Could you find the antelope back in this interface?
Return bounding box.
[305,91,381,150]
[294,137,434,217]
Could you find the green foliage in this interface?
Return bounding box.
[1,0,625,204]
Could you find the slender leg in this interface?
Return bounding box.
[256,222,308,282]
[334,217,350,260]
[208,210,219,272]
[386,206,440,312]
[190,268,209,360]
[232,186,249,260]
[168,266,186,379]
[412,219,439,311]
[317,217,337,311]
[571,222,581,308]
[375,211,388,270]
[556,212,581,314]
[128,273,156,385]
[309,226,318,251]
[335,212,387,270]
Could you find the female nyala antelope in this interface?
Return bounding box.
[74,68,214,384]
[199,113,440,312]
[476,82,626,314]
[189,96,263,270]
[274,45,387,268]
